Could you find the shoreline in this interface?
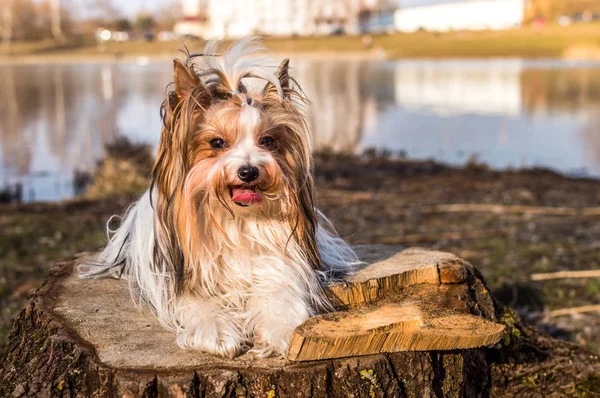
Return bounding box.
[4,155,600,206]
[2,24,600,64]
[2,49,600,65]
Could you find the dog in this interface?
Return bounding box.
[80,38,358,359]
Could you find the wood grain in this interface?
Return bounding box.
[288,305,505,361]
[326,246,472,308]
[288,247,504,361]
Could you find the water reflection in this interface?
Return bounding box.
[581,112,600,172]
[521,67,600,115]
[0,62,169,201]
[391,60,522,116]
[1,58,599,202]
[0,65,25,175]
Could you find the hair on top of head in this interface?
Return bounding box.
[199,38,283,96]
[171,38,309,111]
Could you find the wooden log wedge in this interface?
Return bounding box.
[287,246,504,361]
[287,299,504,361]
[326,245,474,308]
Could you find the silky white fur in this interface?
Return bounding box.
[80,38,360,358]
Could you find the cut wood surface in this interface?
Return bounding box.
[0,245,506,397]
[52,255,288,370]
[287,302,505,361]
[290,248,505,361]
[328,245,472,308]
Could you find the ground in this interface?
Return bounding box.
[316,154,600,354]
[2,23,600,61]
[2,149,600,363]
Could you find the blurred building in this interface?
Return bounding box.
[394,0,525,32]
[174,0,210,38]
[175,0,528,38]
[176,0,385,38]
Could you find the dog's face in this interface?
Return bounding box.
[156,57,312,216]
[187,98,291,213]
[151,52,320,291]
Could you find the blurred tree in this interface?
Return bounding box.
[90,0,120,21]
[9,0,73,41]
[50,0,62,39]
[525,0,600,22]
[75,0,120,34]
[116,18,132,32]
[135,14,154,31]
[1,0,13,53]
[154,1,182,31]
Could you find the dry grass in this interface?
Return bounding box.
[2,23,600,61]
[266,23,600,58]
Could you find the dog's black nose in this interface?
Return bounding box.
[237,165,259,182]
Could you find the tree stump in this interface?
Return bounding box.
[0,245,589,397]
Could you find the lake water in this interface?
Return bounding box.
[1,57,600,202]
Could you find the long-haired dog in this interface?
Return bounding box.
[80,38,358,358]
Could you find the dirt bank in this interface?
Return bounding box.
[2,153,600,361]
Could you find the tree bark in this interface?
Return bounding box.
[1,246,599,397]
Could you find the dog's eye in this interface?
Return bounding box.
[259,136,276,150]
[210,138,226,150]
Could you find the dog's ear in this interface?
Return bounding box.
[262,58,291,100]
[151,59,205,296]
[173,59,201,101]
[168,59,212,116]
[275,58,290,93]
[156,60,208,202]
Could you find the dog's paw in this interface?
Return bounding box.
[177,332,241,358]
[249,321,296,358]
[249,338,288,358]
[176,318,243,359]
[246,294,311,358]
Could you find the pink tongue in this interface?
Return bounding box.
[231,188,262,205]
